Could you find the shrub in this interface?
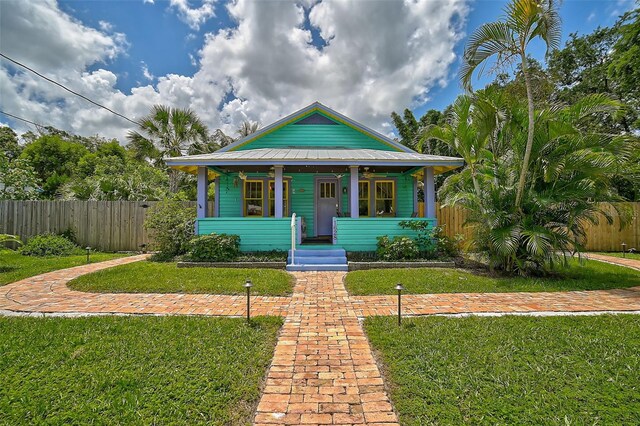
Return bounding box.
[398,221,462,259]
[376,236,419,261]
[19,234,78,257]
[144,199,195,261]
[1,234,23,250]
[187,234,241,262]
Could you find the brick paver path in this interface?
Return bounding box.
[2,253,640,425]
[254,272,398,426]
[0,255,289,317]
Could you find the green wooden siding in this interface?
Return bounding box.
[233,112,398,152]
[197,217,294,251]
[215,172,416,238]
[334,218,436,252]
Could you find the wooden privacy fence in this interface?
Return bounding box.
[1,200,638,252]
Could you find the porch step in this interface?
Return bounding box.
[286,248,348,272]
[286,264,349,272]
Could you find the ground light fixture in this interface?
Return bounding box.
[85,246,91,264]
[622,242,627,258]
[395,283,405,326]
[244,279,253,323]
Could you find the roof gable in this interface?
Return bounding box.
[219,102,413,153]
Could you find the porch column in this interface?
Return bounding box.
[197,166,209,219]
[423,167,436,218]
[349,166,359,218]
[274,165,284,218]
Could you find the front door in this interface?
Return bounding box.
[316,178,338,236]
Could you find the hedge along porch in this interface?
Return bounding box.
[166,102,463,252]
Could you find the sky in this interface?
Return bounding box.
[0,0,635,143]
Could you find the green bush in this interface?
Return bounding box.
[144,200,195,261]
[19,234,78,257]
[187,233,241,262]
[376,236,419,261]
[398,221,462,259]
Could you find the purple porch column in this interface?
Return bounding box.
[274,165,284,218]
[197,166,209,219]
[349,166,359,218]
[423,167,435,218]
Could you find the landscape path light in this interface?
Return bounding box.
[244,279,253,323]
[395,283,405,326]
[622,242,627,258]
[86,246,91,264]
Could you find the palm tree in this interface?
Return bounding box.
[237,121,259,138]
[435,91,633,274]
[460,0,561,208]
[128,105,208,192]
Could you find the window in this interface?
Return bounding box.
[375,181,395,217]
[268,180,289,217]
[358,181,369,216]
[319,181,336,199]
[243,180,263,217]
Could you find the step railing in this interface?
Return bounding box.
[290,213,297,265]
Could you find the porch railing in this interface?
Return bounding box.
[290,213,297,265]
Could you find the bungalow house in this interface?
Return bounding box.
[166,102,463,271]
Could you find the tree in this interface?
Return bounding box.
[0,127,21,160]
[127,105,209,192]
[0,152,41,200]
[19,135,88,198]
[433,91,633,274]
[461,0,561,208]
[237,120,259,138]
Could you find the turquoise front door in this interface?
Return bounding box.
[316,178,338,236]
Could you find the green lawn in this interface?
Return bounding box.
[595,251,640,260]
[0,316,282,425]
[0,250,127,286]
[365,315,640,425]
[345,259,640,295]
[68,260,294,296]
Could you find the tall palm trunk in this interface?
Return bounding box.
[515,53,535,208]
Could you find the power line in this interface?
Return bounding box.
[0,110,43,128]
[0,52,140,126]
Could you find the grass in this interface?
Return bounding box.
[0,315,282,425]
[595,251,640,260]
[345,258,640,295]
[0,250,127,286]
[365,314,640,425]
[68,260,295,296]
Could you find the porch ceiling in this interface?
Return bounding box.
[166,148,464,175]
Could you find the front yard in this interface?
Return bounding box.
[0,250,127,286]
[68,260,294,296]
[345,258,640,295]
[0,316,282,425]
[365,314,640,425]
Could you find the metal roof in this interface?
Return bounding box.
[217,101,414,153]
[165,148,464,168]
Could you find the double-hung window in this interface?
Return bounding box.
[374,181,395,217]
[358,181,369,216]
[268,180,289,217]
[243,180,263,217]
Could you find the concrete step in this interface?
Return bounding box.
[286,264,349,272]
[287,256,347,265]
[288,249,346,257]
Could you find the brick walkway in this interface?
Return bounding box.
[0,255,289,317]
[2,253,640,425]
[254,272,398,426]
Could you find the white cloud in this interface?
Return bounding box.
[143,0,154,4]
[98,20,113,32]
[141,62,155,81]
[169,0,216,30]
[0,0,469,143]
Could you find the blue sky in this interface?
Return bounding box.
[0,0,635,140]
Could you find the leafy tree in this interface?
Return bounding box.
[0,127,21,160]
[127,105,209,192]
[431,91,634,274]
[0,152,41,200]
[19,135,87,198]
[237,121,259,138]
[461,0,561,208]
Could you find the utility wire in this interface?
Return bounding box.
[0,52,140,126]
[0,109,43,128]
